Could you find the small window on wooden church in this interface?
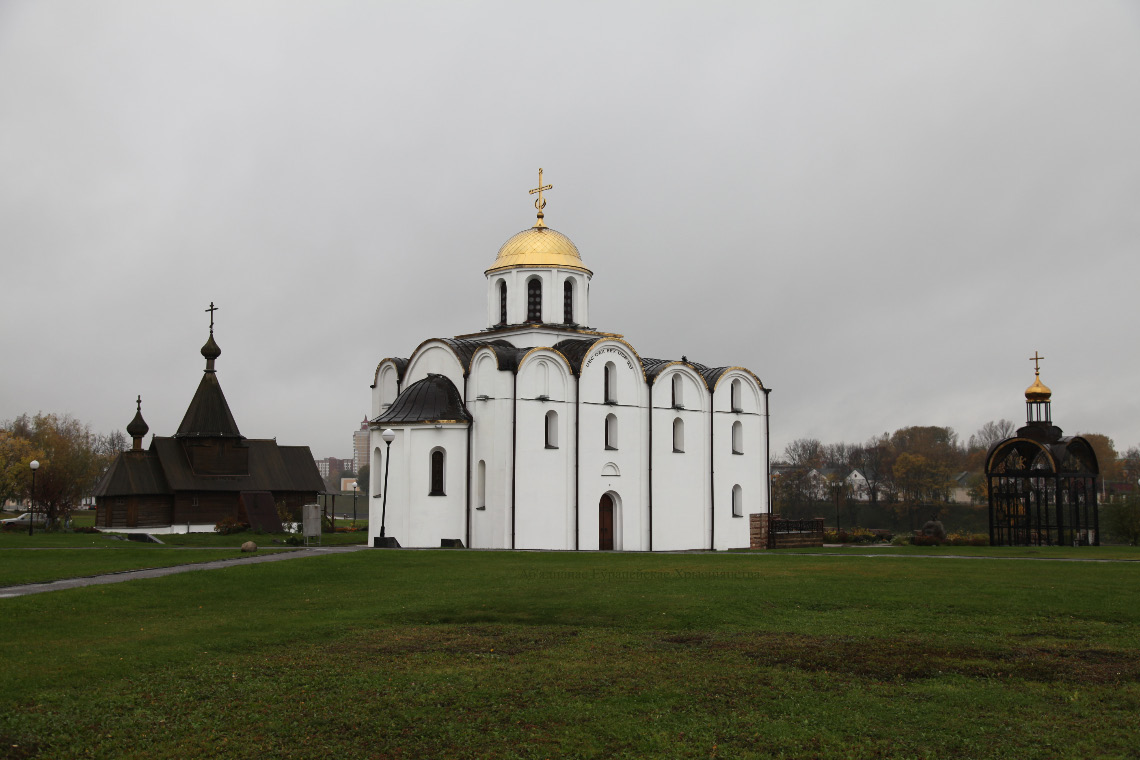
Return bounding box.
[604,362,617,403]
[673,418,685,453]
[732,484,743,517]
[731,379,742,412]
[564,280,574,323]
[731,421,743,454]
[429,449,445,496]
[605,413,618,450]
[672,373,683,408]
[545,410,559,449]
[498,281,507,325]
[527,279,542,323]
[477,460,486,509]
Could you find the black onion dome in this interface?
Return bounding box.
[375,374,471,425]
[126,396,149,438]
[201,333,221,361]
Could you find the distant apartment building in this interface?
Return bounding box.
[353,416,369,473]
[314,457,354,478]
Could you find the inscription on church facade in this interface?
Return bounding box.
[585,346,635,370]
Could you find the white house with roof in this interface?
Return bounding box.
[368,173,770,551]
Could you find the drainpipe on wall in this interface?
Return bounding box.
[511,370,517,550]
[464,373,471,549]
[710,388,715,551]
[574,371,580,551]
[648,380,653,552]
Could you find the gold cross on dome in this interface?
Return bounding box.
[529,168,553,226]
[1029,351,1045,375]
[205,301,219,333]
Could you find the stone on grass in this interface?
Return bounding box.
[921,521,946,540]
[241,541,258,552]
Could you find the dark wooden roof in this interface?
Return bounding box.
[375,373,471,425]
[93,450,171,497]
[176,371,242,438]
[150,437,324,492]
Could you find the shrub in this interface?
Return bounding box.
[214,516,249,535]
[911,534,943,547]
[73,526,100,534]
[891,534,911,546]
[945,532,988,546]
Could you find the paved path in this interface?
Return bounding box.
[0,545,370,599]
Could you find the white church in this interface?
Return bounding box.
[368,172,770,551]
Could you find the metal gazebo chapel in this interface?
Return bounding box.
[985,353,1099,547]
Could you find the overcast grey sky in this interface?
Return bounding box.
[2,1,1138,462]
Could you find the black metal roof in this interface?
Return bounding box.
[176,371,242,438]
[551,338,599,374]
[375,373,471,425]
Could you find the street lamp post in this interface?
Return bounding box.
[352,482,358,525]
[380,428,395,540]
[29,460,39,537]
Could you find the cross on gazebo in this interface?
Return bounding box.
[1029,351,1045,375]
[205,301,218,333]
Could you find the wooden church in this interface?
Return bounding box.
[94,308,324,532]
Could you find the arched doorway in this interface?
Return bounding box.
[599,493,615,550]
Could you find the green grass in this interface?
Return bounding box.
[779,544,1140,560]
[1,550,1138,758]
[0,546,294,586]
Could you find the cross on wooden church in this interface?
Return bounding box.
[1029,351,1045,374]
[529,168,552,209]
[205,301,218,333]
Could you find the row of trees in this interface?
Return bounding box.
[0,414,125,527]
[773,422,1138,532]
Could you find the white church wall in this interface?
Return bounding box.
[403,342,465,390]
[486,267,591,332]
[712,371,767,550]
[372,362,402,418]
[577,340,648,551]
[514,351,575,549]
[651,368,712,551]
[467,350,515,548]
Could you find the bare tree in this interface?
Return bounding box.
[967,419,1016,451]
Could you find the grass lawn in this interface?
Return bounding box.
[1,550,1138,759]
[778,544,1140,560]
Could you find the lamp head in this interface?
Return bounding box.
[381,428,396,444]
[29,460,39,471]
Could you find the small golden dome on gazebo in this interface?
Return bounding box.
[485,225,592,275]
[1025,374,1052,402]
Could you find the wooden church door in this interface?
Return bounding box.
[599,494,614,550]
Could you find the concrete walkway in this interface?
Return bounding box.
[0,545,370,599]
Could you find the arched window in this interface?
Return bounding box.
[672,373,683,409]
[731,379,742,412]
[527,279,542,323]
[731,421,743,454]
[604,362,616,404]
[564,279,574,324]
[545,410,559,449]
[732,484,743,517]
[605,413,618,450]
[672,418,685,453]
[498,281,507,325]
[429,449,445,496]
[477,460,486,509]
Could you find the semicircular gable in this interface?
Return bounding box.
[1062,436,1100,475]
[651,361,710,410]
[404,340,467,387]
[580,337,646,380]
[371,357,408,388]
[985,438,1058,474]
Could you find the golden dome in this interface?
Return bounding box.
[485,224,592,275]
[1025,374,1052,402]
